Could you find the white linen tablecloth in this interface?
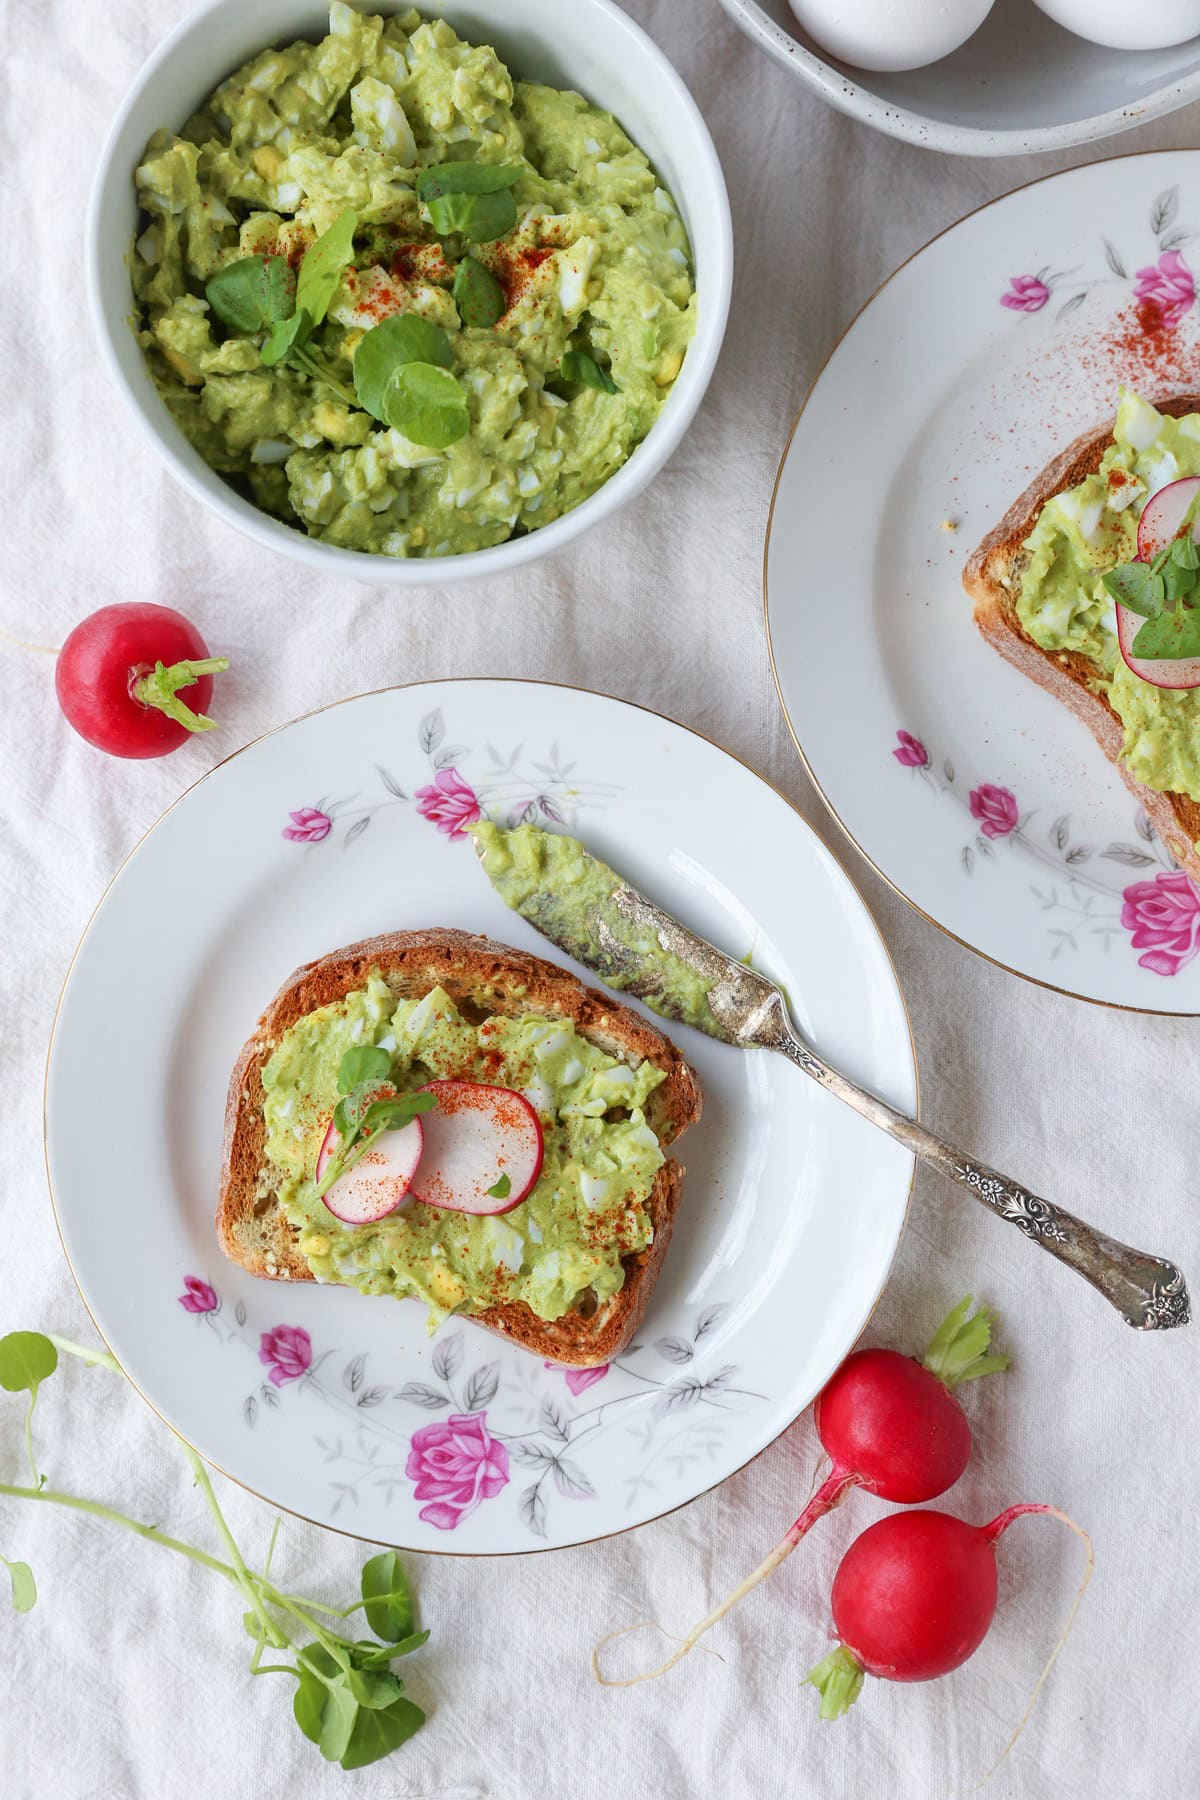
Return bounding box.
[3,4,1199,1795]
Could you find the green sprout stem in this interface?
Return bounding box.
[132,658,229,734]
[181,1441,285,1650]
[22,1395,39,1489]
[288,345,357,409]
[43,1335,120,1371]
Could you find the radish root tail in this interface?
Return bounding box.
[592,1467,856,1688]
[964,1504,1095,1795]
[0,623,60,656]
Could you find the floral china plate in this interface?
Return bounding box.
[767,150,1200,1012]
[44,681,916,1553]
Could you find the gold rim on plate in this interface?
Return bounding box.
[43,676,919,1556]
[763,145,1200,1019]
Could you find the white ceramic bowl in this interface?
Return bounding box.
[86,0,731,586]
[719,0,1200,156]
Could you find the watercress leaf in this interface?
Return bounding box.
[487,1172,511,1199]
[1,1556,35,1613]
[1172,532,1200,570]
[338,1046,392,1094]
[361,1550,415,1641]
[298,1642,342,1680]
[357,1092,436,1135]
[351,1629,429,1664]
[292,1668,326,1746]
[1102,563,1153,614]
[0,1332,57,1395]
[262,306,312,368]
[1163,559,1197,603]
[416,161,523,201]
[560,348,618,394]
[452,255,506,328]
[346,1665,403,1710]
[427,188,517,244]
[382,362,470,448]
[318,1680,360,1762]
[205,255,296,333]
[339,1695,425,1770]
[295,208,358,327]
[1132,607,1200,658]
[1147,572,1167,611]
[353,315,453,421]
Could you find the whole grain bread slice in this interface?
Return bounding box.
[962,394,1200,881]
[218,928,702,1366]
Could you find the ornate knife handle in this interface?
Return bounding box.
[777,1033,1190,1330]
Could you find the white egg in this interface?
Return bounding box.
[1031,0,1200,51]
[788,0,995,72]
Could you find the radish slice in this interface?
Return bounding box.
[1115,477,1200,688]
[409,1080,543,1216]
[1136,476,1200,563]
[315,1114,424,1225]
[1116,603,1200,689]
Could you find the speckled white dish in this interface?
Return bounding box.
[719,0,1200,156]
[45,681,916,1552]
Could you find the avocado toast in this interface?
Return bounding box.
[218,928,702,1366]
[964,391,1200,883]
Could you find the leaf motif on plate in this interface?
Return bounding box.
[1101,843,1155,868]
[395,1382,450,1411]
[539,1397,570,1441]
[1152,185,1180,236]
[519,1482,548,1537]
[418,709,444,755]
[344,815,371,848]
[358,1385,388,1408]
[694,1304,728,1342]
[344,1353,366,1396]
[509,1441,555,1467]
[463,1363,499,1412]
[1051,814,1070,851]
[1103,238,1127,278]
[235,1300,247,1328]
[243,1395,257,1427]
[551,1457,594,1499]
[376,765,406,799]
[655,1336,693,1364]
[432,1334,463,1381]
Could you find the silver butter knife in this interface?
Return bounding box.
[473,827,1190,1331]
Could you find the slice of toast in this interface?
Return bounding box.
[218,928,703,1366]
[963,394,1200,882]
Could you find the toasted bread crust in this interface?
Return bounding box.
[962,395,1200,880]
[217,929,702,1365]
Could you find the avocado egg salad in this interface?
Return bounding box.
[1018,389,1200,801]
[260,971,667,1326]
[131,2,697,559]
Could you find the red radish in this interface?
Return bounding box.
[55,603,229,757]
[1136,475,1200,562]
[593,1297,1007,1686]
[806,1503,1093,1719]
[1116,602,1200,689]
[1120,478,1200,689]
[315,1113,424,1225]
[409,1080,543,1216]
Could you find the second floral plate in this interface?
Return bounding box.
[45,680,916,1553]
[767,150,1200,1011]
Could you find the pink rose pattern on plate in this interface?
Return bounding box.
[405,1412,511,1530]
[545,1360,610,1396]
[178,1275,218,1314]
[1000,274,1050,314]
[178,1295,758,1536]
[1121,871,1200,976]
[999,186,1196,331]
[281,706,616,851]
[414,768,480,838]
[969,783,1019,840]
[893,728,1197,977]
[259,1324,313,1387]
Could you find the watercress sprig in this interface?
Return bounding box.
[313,1045,437,1202]
[560,348,618,394]
[0,1330,429,1770]
[416,161,523,244]
[205,209,360,408]
[351,315,469,449]
[1102,487,1200,658]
